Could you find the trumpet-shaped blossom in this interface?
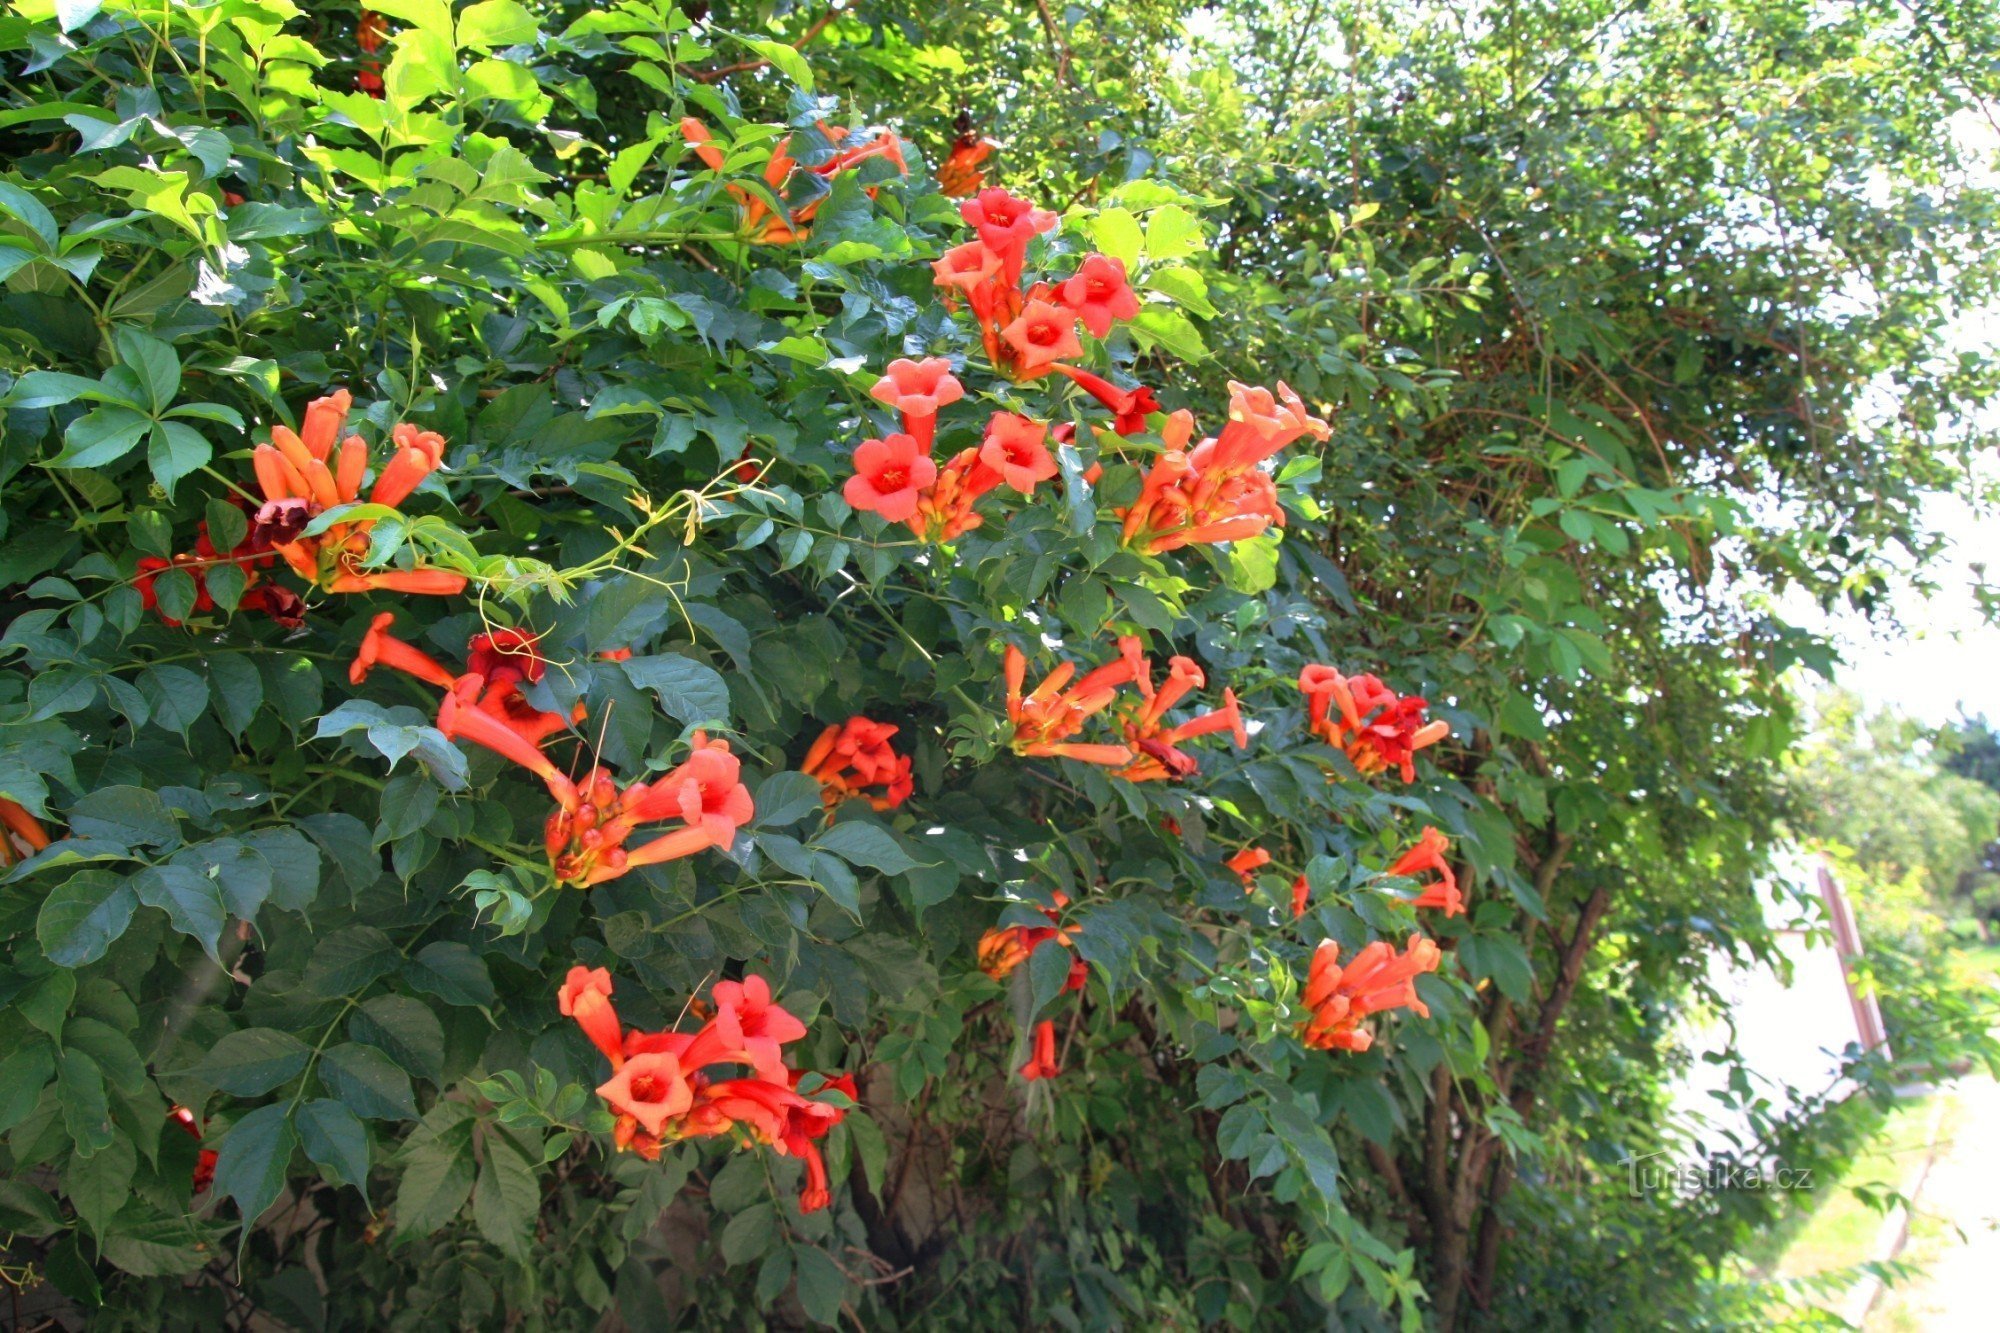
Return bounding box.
[978,412,1059,494]
[937,132,997,197]
[801,716,914,812]
[682,118,906,245]
[1226,846,1271,891]
[1051,364,1159,436]
[844,433,938,523]
[960,188,1056,285]
[541,734,755,888]
[561,968,850,1212]
[246,389,466,596]
[1019,1020,1061,1081]
[1106,644,1250,783]
[976,893,1076,983]
[1002,643,1137,768]
[1300,934,1442,1053]
[1000,298,1084,377]
[1296,665,1450,783]
[352,614,580,756]
[1058,254,1140,338]
[1119,383,1332,555]
[909,447,1006,542]
[869,358,964,450]
[1291,874,1311,918]
[1388,826,1463,916]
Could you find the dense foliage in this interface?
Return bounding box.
[2,2,1997,1330]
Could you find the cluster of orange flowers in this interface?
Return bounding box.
[681,118,906,245]
[930,187,1158,443]
[559,967,853,1212]
[247,389,467,597]
[1297,664,1450,782]
[1001,636,1248,781]
[347,615,754,888]
[1300,935,1442,1052]
[1118,382,1331,555]
[844,357,1069,542]
[801,716,913,812]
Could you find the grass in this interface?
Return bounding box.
[1765,1094,1948,1281]
[1944,939,2000,992]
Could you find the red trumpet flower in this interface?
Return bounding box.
[1300,934,1442,1053]
[1019,1020,1061,1081]
[1107,644,1249,783]
[869,357,963,451]
[0,797,51,868]
[1296,665,1450,783]
[1002,643,1137,768]
[977,412,1058,494]
[133,501,298,629]
[1119,383,1331,554]
[246,390,466,597]
[1059,254,1140,338]
[541,734,755,888]
[1388,826,1463,916]
[938,132,997,197]
[561,968,850,1212]
[1226,846,1271,891]
[844,433,937,524]
[801,716,914,812]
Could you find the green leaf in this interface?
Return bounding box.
[1090,207,1144,267]
[214,1103,298,1224]
[319,1042,418,1119]
[139,663,210,734]
[147,421,210,499]
[811,822,920,876]
[351,994,445,1081]
[721,1201,775,1266]
[0,181,58,249]
[394,1102,477,1237]
[471,1131,539,1262]
[0,1045,54,1134]
[792,1244,849,1325]
[131,864,227,960]
[403,941,495,1007]
[457,0,539,50]
[112,327,180,411]
[741,37,813,91]
[753,771,824,827]
[620,654,731,726]
[67,785,177,849]
[64,1132,136,1236]
[297,1098,371,1202]
[1029,936,1073,1014]
[53,405,150,468]
[191,1028,312,1096]
[58,1049,115,1156]
[1144,204,1206,261]
[37,868,138,967]
[304,925,400,998]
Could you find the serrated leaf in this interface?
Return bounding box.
[190,1028,312,1096]
[214,1103,297,1224]
[319,1042,418,1119]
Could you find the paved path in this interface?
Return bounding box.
[1867,1076,2000,1331]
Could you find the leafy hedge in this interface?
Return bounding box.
[3,1,1997,1330]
